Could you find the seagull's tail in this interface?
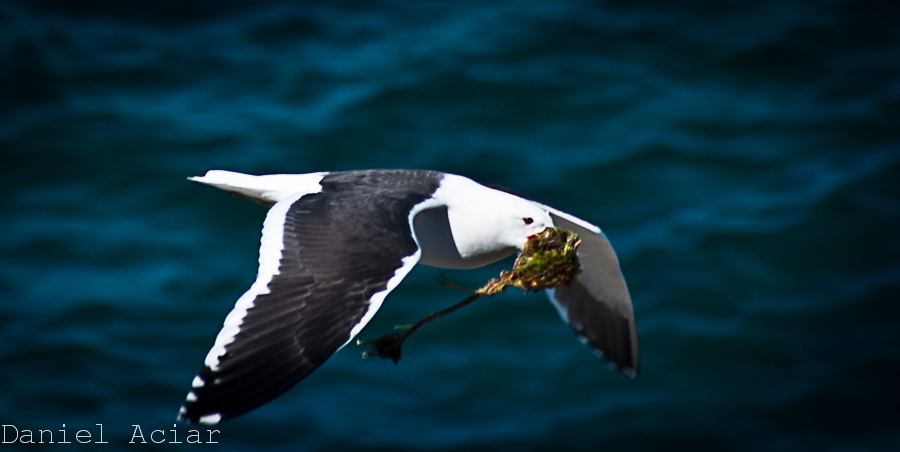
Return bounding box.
[189,170,326,206]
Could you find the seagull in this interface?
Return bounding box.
[178,169,638,424]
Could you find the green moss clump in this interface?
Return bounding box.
[480,227,581,295]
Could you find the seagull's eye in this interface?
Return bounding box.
[522,217,534,225]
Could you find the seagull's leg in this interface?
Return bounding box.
[436,274,478,293]
[359,291,486,364]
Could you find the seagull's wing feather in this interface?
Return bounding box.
[543,208,640,378]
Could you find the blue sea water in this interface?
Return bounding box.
[2,0,899,450]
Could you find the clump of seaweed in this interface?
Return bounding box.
[361,227,581,364]
[480,226,581,295]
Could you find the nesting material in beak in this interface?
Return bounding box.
[480,227,582,295]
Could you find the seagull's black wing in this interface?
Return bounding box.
[178,170,442,424]
[545,210,639,378]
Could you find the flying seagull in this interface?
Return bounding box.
[178,169,638,424]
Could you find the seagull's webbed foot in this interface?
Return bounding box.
[360,335,403,364]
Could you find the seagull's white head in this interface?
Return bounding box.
[490,198,553,251]
[436,175,553,262]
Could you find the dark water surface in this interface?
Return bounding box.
[2,1,899,450]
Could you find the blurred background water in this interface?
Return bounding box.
[2,0,899,450]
